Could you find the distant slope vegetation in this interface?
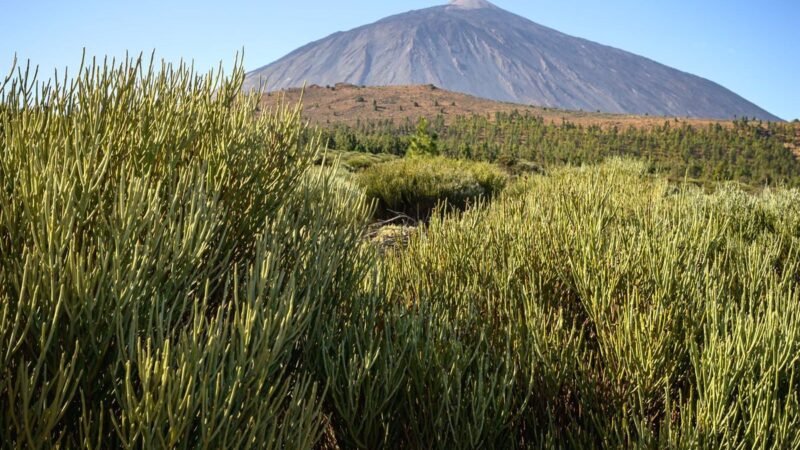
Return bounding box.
[260,84,740,128]
[261,84,800,187]
[319,113,800,186]
[247,0,781,121]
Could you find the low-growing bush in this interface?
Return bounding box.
[316,149,398,172]
[356,156,507,219]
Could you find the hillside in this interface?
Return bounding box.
[259,83,735,129]
[790,121,800,157]
[246,0,781,121]
[260,83,800,187]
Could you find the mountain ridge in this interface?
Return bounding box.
[246,2,781,121]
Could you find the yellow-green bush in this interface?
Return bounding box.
[344,159,800,448]
[0,55,373,448]
[316,150,398,172]
[356,156,507,219]
[3,53,800,449]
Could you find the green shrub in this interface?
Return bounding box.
[316,150,398,172]
[360,159,800,448]
[0,54,372,448]
[356,156,507,219]
[4,52,800,449]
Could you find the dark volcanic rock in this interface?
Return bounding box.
[246,0,780,121]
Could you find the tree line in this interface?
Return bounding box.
[317,112,800,186]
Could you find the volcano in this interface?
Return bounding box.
[245,0,781,121]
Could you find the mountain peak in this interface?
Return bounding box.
[447,0,496,9]
[245,2,780,121]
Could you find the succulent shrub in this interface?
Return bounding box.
[356,156,507,219]
[0,54,372,449]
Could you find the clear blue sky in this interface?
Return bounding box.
[2,0,797,120]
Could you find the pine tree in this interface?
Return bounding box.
[407,117,439,157]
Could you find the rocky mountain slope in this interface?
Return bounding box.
[246,0,780,121]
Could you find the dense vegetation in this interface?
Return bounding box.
[369,161,800,448]
[357,156,507,219]
[2,56,800,449]
[0,56,372,448]
[320,112,800,186]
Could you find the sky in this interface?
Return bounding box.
[1,0,798,120]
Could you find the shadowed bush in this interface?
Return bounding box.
[356,156,507,219]
[315,150,398,172]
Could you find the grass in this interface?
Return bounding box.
[2,54,799,449]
